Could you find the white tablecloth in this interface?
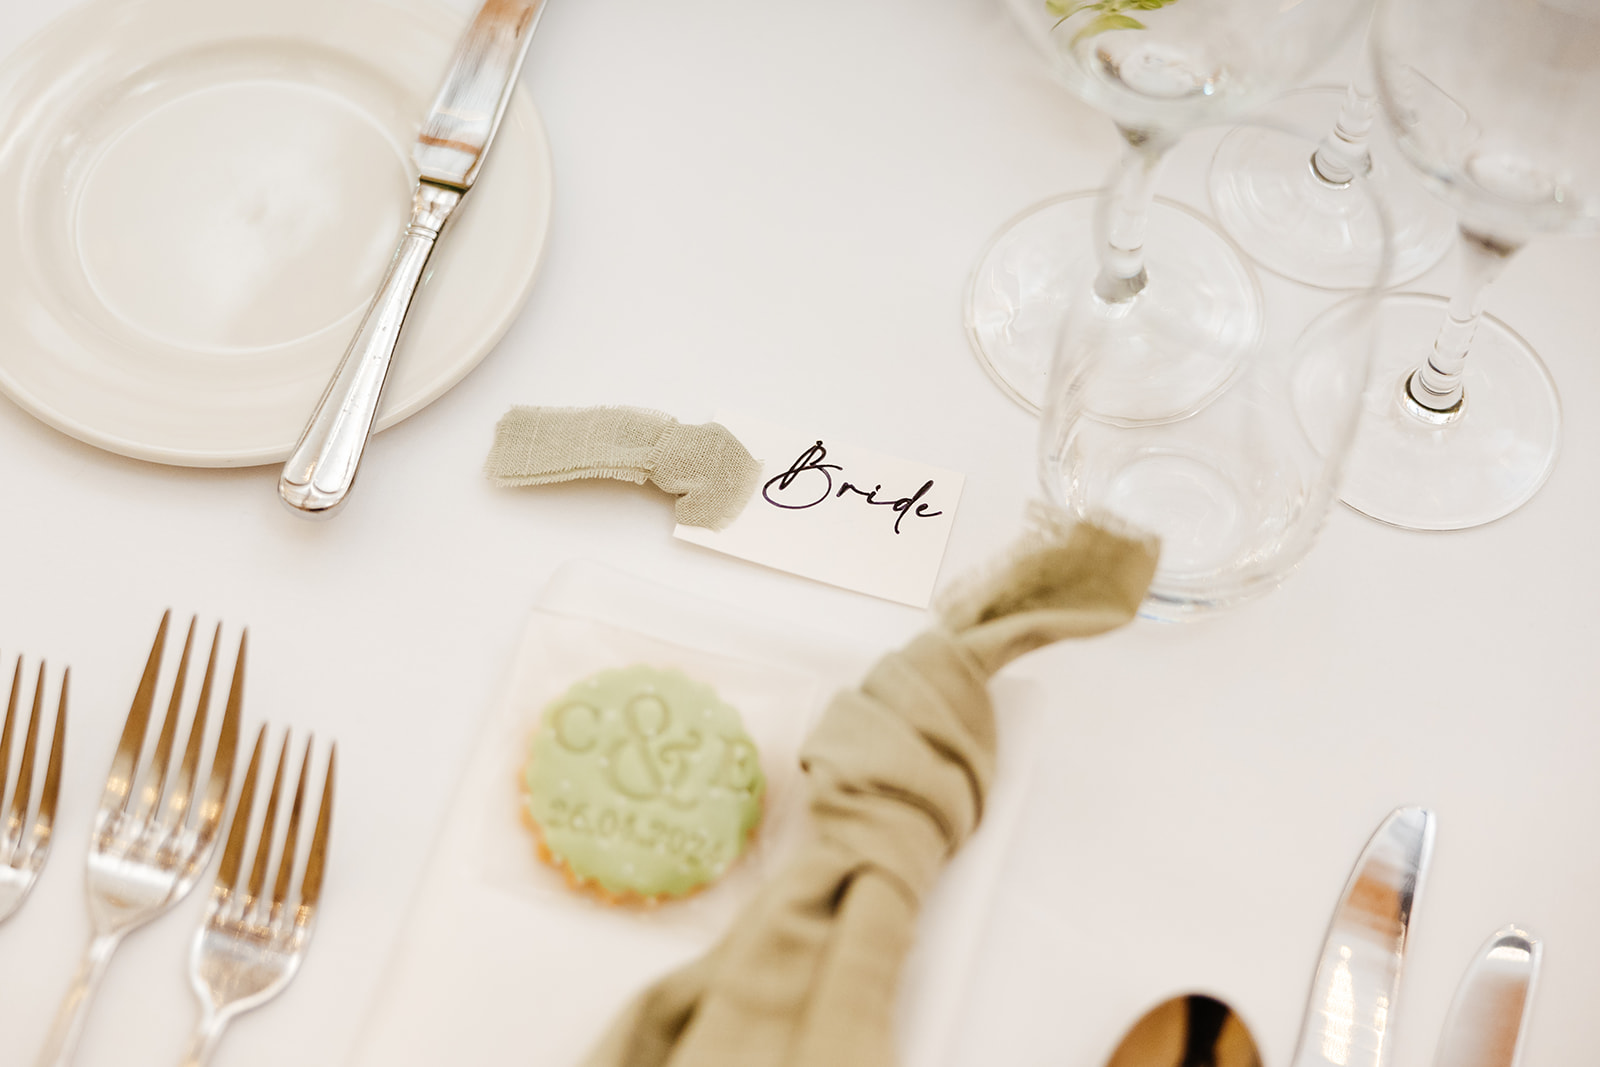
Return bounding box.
[0,0,1596,1064]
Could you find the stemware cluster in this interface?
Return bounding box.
[979,0,1600,616]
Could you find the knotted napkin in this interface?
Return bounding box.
[583,511,1158,1067]
[485,406,761,530]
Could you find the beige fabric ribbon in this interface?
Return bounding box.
[583,513,1159,1067]
[485,406,761,530]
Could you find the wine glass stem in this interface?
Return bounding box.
[1310,64,1377,186]
[1095,127,1173,304]
[1405,229,1520,417]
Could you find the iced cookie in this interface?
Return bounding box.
[521,665,765,903]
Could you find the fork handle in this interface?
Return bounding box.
[277,180,464,518]
[175,1007,229,1067]
[35,931,122,1067]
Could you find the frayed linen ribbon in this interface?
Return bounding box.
[485,406,761,530]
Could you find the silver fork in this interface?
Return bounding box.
[37,611,245,1067]
[180,728,335,1067]
[0,656,68,923]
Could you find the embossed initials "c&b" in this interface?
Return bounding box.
[555,694,707,810]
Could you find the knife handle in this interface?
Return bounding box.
[278,180,463,517]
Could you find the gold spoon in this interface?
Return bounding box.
[1106,995,1262,1067]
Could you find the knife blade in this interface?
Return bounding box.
[1290,806,1436,1067]
[279,0,548,517]
[414,0,545,190]
[1431,925,1541,1067]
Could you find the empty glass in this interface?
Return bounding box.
[1209,78,1455,289]
[1039,118,1391,620]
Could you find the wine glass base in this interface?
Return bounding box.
[1209,88,1455,290]
[965,192,1262,414]
[1312,293,1561,531]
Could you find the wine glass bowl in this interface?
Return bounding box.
[1374,0,1600,245]
[1048,0,1364,133]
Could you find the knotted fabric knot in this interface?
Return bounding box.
[581,514,1159,1067]
[799,629,992,905]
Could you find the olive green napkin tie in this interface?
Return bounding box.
[583,514,1158,1067]
[485,406,761,530]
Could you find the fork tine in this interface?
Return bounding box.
[0,657,19,818]
[165,623,220,832]
[244,733,290,911]
[102,609,171,814]
[134,616,195,820]
[270,737,313,922]
[194,630,246,858]
[6,661,45,845]
[217,725,266,896]
[34,667,67,854]
[298,743,335,922]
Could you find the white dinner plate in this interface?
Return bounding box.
[0,0,553,466]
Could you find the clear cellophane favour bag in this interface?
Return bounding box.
[353,561,1045,1067]
[478,600,824,925]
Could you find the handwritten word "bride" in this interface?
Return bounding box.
[762,441,944,535]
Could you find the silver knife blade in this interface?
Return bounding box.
[414,0,548,190]
[1290,806,1437,1067]
[1431,925,1541,1067]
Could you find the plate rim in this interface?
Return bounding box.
[0,0,554,468]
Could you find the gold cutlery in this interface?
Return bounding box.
[1104,995,1262,1067]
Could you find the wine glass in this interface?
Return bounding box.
[1040,118,1392,620]
[968,0,1370,414]
[1302,0,1600,531]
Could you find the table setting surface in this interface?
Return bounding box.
[0,0,1596,1064]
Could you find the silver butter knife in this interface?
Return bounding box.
[1290,806,1437,1067]
[1431,925,1541,1067]
[279,0,548,516]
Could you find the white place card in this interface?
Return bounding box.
[674,412,964,607]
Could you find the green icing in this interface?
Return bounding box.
[522,665,765,899]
